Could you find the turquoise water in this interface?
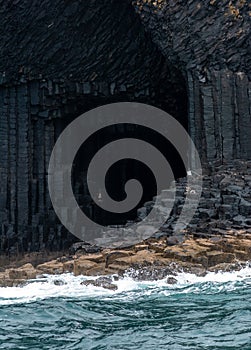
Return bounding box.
[0,268,250,350]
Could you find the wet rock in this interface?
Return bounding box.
[81,277,118,291]
[127,265,178,281]
[0,277,27,288]
[166,277,178,285]
[185,266,207,277]
[0,226,250,284]
[208,262,244,273]
[0,263,37,287]
[53,279,66,286]
[62,260,74,273]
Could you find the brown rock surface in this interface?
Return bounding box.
[8,263,37,280]
[36,260,64,275]
[0,232,250,287]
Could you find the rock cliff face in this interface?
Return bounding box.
[133,0,251,163]
[0,0,250,253]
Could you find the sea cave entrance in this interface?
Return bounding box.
[53,72,188,227]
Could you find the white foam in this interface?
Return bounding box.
[0,264,250,305]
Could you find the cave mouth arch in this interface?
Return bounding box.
[0,0,194,253]
[53,73,188,227]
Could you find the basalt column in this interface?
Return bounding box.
[0,71,187,254]
[0,0,250,254]
[0,0,189,253]
[133,0,251,167]
[188,70,251,165]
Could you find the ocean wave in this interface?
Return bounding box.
[0,264,250,306]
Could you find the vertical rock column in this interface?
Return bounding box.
[9,87,17,230]
[187,69,251,167]
[235,73,251,159]
[0,84,31,252]
[16,84,30,251]
[0,87,9,244]
[187,71,207,169]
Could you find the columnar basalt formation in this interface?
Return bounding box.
[0,0,250,253]
[136,160,251,237]
[133,0,251,163]
[0,0,186,253]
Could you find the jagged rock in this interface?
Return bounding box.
[185,266,207,277]
[0,233,250,285]
[69,242,101,255]
[127,265,178,281]
[81,277,118,291]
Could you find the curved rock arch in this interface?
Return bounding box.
[133,0,251,163]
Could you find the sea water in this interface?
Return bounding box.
[0,266,250,349]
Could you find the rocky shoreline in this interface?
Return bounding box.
[1,161,250,290]
[0,231,250,289]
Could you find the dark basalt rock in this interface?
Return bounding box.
[0,0,250,254]
[53,279,66,286]
[69,242,102,255]
[0,0,188,254]
[127,265,178,281]
[134,161,251,239]
[166,236,181,246]
[166,277,178,285]
[81,276,118,291]
[133,0,251,163]
[133,0,250,75]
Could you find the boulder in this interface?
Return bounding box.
[166,277,178,285]
[81,276,118,291]
[8,263,37,280]
[53,279,66,286]
[166,236,180,246]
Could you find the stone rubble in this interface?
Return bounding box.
[135,160,251,238]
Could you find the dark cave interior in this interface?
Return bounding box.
[53,80,188,227]
[0,0,250,254]
[0,0,205,253]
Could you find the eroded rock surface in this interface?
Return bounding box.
[0,231,250,287]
